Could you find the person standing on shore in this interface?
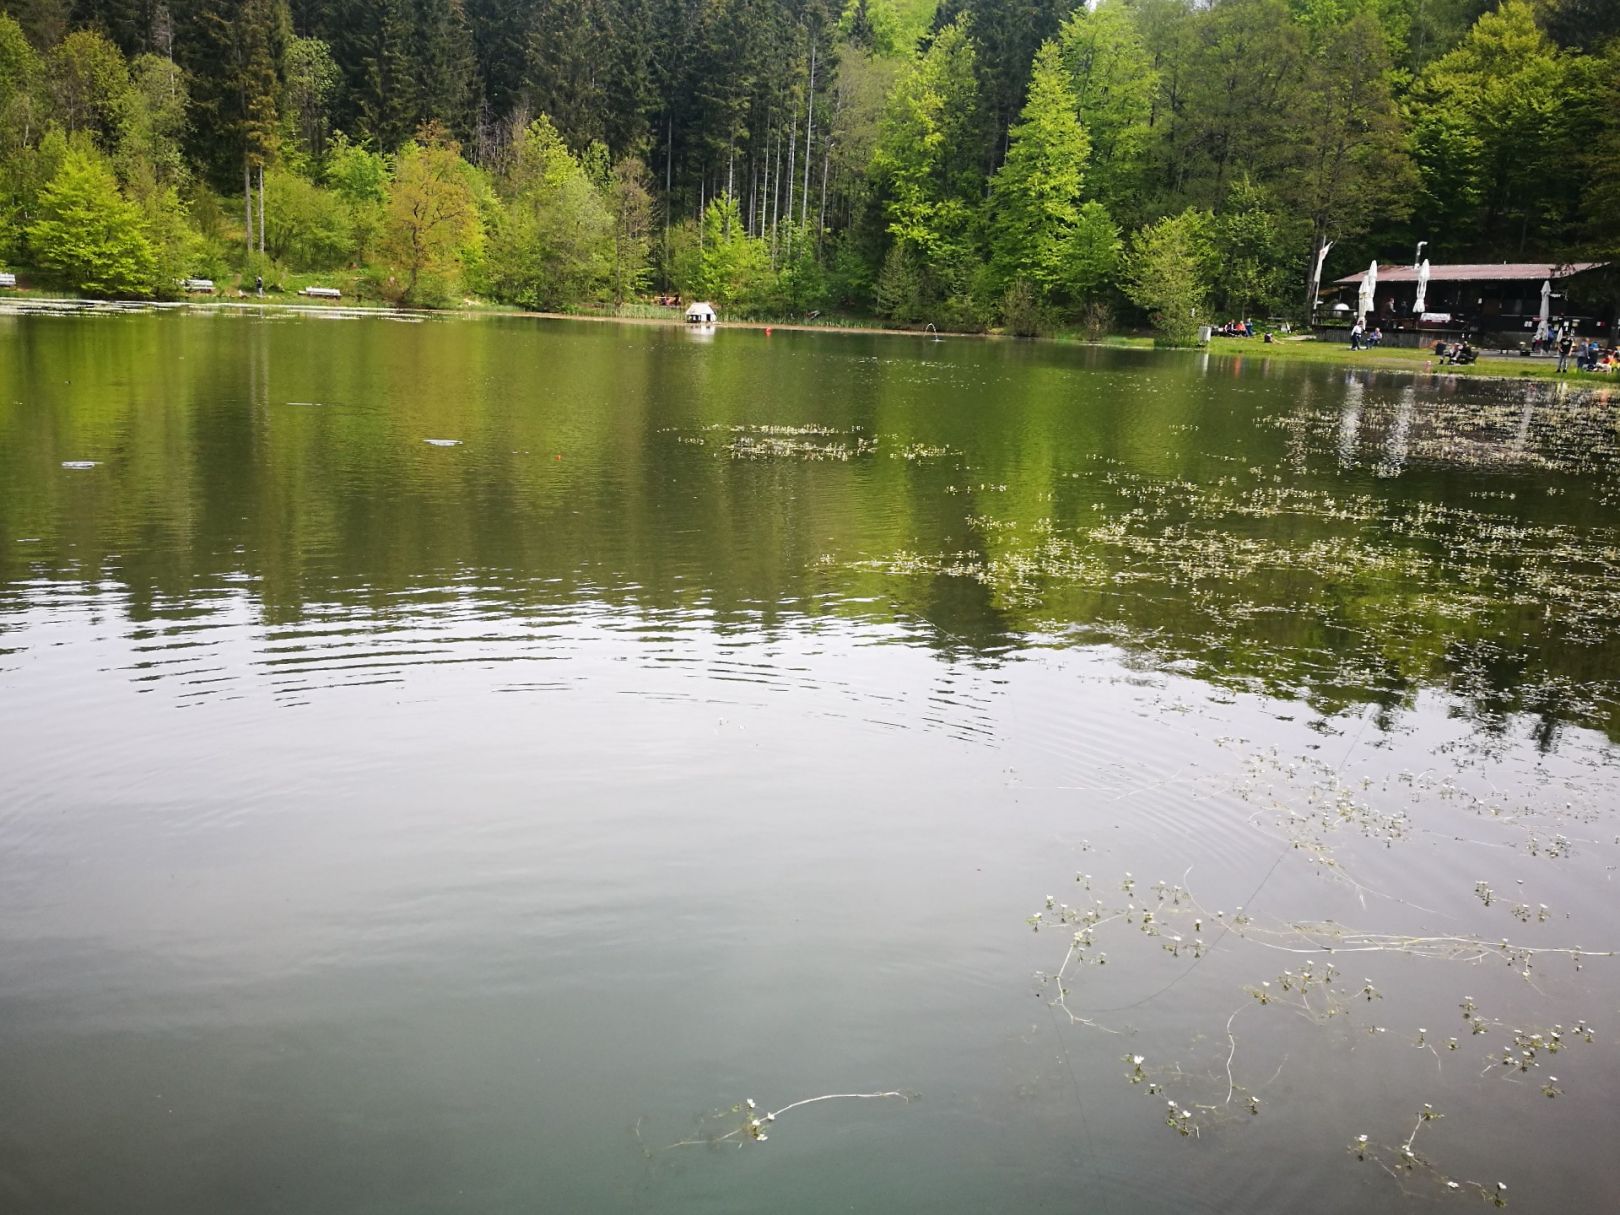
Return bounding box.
[1557,330,1573,373]
[1350,320,1364,350]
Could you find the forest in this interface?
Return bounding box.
[0,0,1617,335]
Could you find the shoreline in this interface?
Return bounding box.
[2,292,1610,386]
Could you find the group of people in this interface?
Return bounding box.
[1430,338,1478,365]
[1338,319,1617,371]
[1553,329,1619,373]
[1348,321,1383,349]
[1220,319,1290,342]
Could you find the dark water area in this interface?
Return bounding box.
[1,309,1617,1214]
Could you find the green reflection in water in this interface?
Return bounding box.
[1,310,1617,741]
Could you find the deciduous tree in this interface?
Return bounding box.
[27,142,157,295]
[871,16,981,306]
[1123,207,1213,345]
[381,126,481,303]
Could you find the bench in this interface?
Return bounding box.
[299,286,342,299]
[181,278,214,293]
[0,272,16,288]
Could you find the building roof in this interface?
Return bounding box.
[1335,261,1608,285]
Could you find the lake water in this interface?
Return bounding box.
[2,307,1617,1214]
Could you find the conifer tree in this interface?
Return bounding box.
[988,42,1089,301]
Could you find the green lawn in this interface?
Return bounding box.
[1201,335,1614,382]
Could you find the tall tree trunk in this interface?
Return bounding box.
[663,114,673,286]
[244,161,254,259]
[784,120,796,261]
[747,141,757,237]
[818,143,830,244]
[771,121,783,264]
[801,40,816,229]
[757,122,769,238]
[258,164,266,257]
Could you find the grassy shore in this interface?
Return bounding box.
[3,274,1613,387]
[1199,334,1616,382]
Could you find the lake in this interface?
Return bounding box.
[1,307,1617,1215]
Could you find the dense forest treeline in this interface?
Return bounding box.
[0,0,1616,333]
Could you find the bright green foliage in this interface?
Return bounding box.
[1409,0,1591,255]
[1054,0,1158,223]
[839,0,905,57]
[46,29,128,146]
[606,156,654,308]
[0,126,66,260]
[931,0,1072,151]
[691,196,773,314]
[1063,201,1123,305]
[872,18,983,273]
[487,116,613,310]
[1283,9,1411,308]
[773,222,831,314]
[26,144,157,296]
[380,134,481,304]
[264,168,355,268]
[282,36,341,163]
[117,54,190,187]
[134,182,203,294]
[323,134,390,204]
[1210,178,1300,319]
[875,243,926,321]
[0,14,38,117]
[1287,0,1412,60]
[0,0,1613,317]
[0,13,42,199]
[1123,208,1214,345]
[988,43,1089,301]
[323,133,390,258]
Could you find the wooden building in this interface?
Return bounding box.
[1325,261,1612,346]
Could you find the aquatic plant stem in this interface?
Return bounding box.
[1223,1008,1241,1106]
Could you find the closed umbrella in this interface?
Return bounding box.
[1357,260,1377,326]
[1311,239,1334,309]
[1536,279,1551,342]
[1413,259,1431,315]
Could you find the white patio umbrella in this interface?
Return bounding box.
[1357,260,1377,326]
[1536,279,1551,341]
[1413,259,1431,315]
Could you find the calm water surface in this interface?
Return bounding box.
[2,308,1618,1214]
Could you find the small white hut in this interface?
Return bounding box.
[685,301,716,324]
